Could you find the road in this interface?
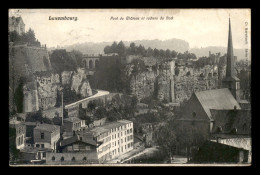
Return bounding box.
[65,90,110,109]
[107,146,159,164]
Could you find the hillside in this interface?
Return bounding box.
[48,38,190,54]
[190,46,251,61]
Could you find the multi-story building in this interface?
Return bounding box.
[9,118,26,150]
[9,16,25,35]
[33,124,60,151]
[89,119,134,162]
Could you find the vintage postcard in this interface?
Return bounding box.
[8,8,251,166]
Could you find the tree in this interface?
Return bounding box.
[87,101,96,111]
[71,50,84,68]
[117,41,126,56]
[154,123,177,160]
[154,48,160,57]
[159,49,166,58]
[165,49,171,58]
[171,50,178,58]
[104,45,111,54]
[146,47,154,57]
[9,31,21,43]
[130,42,136,54]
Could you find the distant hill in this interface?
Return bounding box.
[190,46,251,61]
[48,38,190,54]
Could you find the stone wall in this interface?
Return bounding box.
[46,152,99,164]
[9,45,51,112]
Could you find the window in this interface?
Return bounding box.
[115,134,116,138]
[36,144,40,148]
[115,141,116,146]
[21,136,23,144]
[112,135,114,139]
[68,146,73,151]
[18,137,21,146]
[125,145,126,149]
[41,133,44,139]
[61,157,64,161]
[72,157,75,161]
[43,152,46,158]
[52,156,55,161]
[192,112,196,118]
[118,148,120,153]
[80,137,82,141]
[41,144,44,148]
[83,157,87,161]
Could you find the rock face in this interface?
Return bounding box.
[35,72,60,110]
[126,56,220,104]
[130,71,157,101]
[62,68,93,98]
[126,57,175,102]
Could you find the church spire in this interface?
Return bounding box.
[226,17,235,78]
[222,17,240,101]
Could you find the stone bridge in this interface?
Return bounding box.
[82,55,100,70]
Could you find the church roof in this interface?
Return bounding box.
[194,88,241,120]
[210,109,251,135]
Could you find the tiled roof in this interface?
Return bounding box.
[210,109,251,135]
[34,124,60,132]
[60,136,98,147]
[195,88,241,120]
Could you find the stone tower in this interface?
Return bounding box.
[222,17,240,101]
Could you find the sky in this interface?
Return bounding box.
[9,9,251,49]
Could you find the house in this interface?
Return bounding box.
[62,117,84,132]
[33,124,60,151]
[9,118,26,150]
[20,146,52,164]
[46,134,100,164]
[9,16,25,35]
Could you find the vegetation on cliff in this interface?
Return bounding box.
[9,28,41,47]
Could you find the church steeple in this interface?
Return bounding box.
[222,17,240,101]
[226,17,235,78]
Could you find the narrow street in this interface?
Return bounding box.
[106,146,158,164]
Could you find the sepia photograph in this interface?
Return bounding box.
[8,8,251,166]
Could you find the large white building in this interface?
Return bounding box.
[89,119,134,162]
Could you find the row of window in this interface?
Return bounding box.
[110,123,132,133]
[73,122,81,129]
[17,126,25,135]
[52,156,87,161]
[17,135,24,146]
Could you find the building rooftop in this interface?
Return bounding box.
[60,135,98,147]
[64,117,81,123]
[34,124,60,132]
[210,109,251,135]
[194,88,241,120]
[89,120,132,136]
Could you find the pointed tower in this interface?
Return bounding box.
[222,17,240,101]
